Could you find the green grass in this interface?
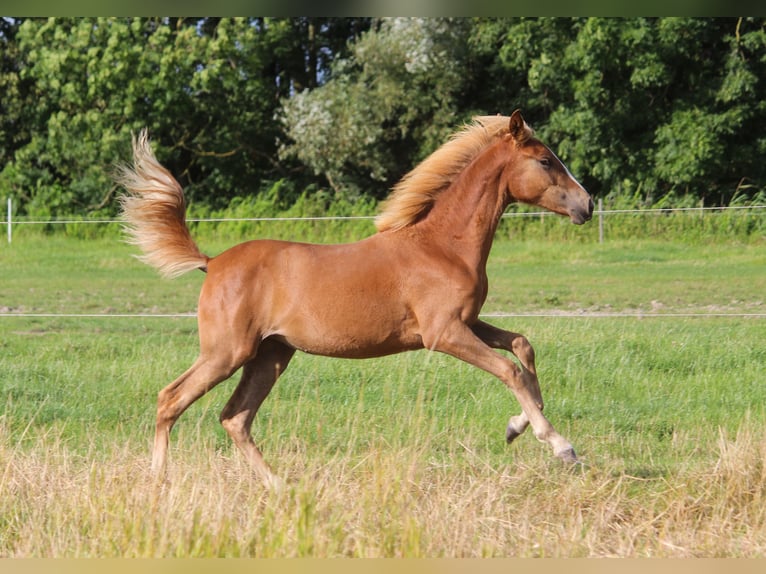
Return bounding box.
[4,233,764,316]
[486,239,766,314]
[1,232,766,556]
[2,312,762,474]
[1,233,764,465]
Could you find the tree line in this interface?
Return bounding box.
[1,17,765,218]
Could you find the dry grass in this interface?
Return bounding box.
[2,419,765,558]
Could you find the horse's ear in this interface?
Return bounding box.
[509,109,531,144]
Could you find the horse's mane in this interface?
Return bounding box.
[375,115,512,233]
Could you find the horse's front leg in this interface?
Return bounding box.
[470,319,576,461]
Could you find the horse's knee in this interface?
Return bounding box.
[219,412,237,433]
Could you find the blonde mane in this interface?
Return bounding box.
[375,115,512,232]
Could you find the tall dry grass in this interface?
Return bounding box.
[2,418,765,557]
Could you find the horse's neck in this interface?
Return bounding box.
[418,147,509,270]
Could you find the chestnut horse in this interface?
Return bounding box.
[117,110,593,485]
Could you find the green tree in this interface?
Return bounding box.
[0,18,21,165]
[483,17,766,203]
[0,17,370,216]
[652,18,766,201]
[278,17,475,199]
[281,17,766,204]
[4,17,766,217]
[0,17,34,209]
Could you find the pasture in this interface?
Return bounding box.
[1,230,765,557]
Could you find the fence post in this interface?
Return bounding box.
[598,197,604,243]
[6,197,10,244]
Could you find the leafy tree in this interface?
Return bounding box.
[0,17,370,216]
[278,17,474,199]
[0,18,22,165]
[3,17,766,217]
[484,17,766,203]
[281,16,766,204]
[652,18,766,201]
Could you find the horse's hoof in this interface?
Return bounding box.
[555,446,578,464]
[262,472,287,493]
[505,425,521,444]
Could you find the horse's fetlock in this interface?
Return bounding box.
[533,428,551,443]
[219,411,242,432]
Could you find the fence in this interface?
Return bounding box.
[3,197,766,245]
[3,311,766,319]
[2,197,765,320]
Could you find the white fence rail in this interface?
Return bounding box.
[3,198,766,245]
[2,311,766,319]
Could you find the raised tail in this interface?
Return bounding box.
[116,130,209,278]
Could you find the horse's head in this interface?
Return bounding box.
[502,110,593,225]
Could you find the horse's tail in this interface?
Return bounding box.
[116,129,209,279]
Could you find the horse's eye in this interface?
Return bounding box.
[539,157,551,169]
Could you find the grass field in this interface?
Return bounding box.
[1,229,765,557]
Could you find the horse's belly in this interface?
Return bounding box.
[274,307,423,359]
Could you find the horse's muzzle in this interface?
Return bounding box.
[570,197,594,225]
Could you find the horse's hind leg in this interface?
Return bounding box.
[470,320,576,461]
[151,354,242,477]
[219,338,295,486]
